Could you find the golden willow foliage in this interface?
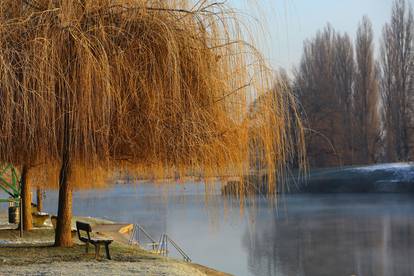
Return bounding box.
[247,72,306,195]
[0,0,304,194]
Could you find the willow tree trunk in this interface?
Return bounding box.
[54,162,72,247]
[54,110,73,247]
[20,165,32,231]
[36,188,43,212]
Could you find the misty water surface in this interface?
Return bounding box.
[37,182,414,276]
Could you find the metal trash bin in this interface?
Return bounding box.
[8,199,20,224]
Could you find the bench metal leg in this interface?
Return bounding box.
[105,243,111,260]
[95,244,101,260]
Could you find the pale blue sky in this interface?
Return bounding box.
[228,0,408,72]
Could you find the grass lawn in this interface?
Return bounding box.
[0,228,230,276]
[0,228,162,266]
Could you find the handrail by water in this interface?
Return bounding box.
[129,224,191,262]
[129,224,158,250]
[158,233,191,262]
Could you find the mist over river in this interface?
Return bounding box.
[38,180,414,276]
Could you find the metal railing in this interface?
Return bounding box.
[158,233,191,262]
[129,224,191,262]
[129,224,158,250]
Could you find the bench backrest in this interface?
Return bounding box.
[76,221,92,242]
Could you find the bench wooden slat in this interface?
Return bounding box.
[90,238,113,241]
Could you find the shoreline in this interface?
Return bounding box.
[78,215,232,276]
[0,212,232,276]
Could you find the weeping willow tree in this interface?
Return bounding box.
[0,0,305,246]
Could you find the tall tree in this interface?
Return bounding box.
[380,0,414,162]
[354,16,381,164]
[333,32,355,163]
[295,25,355,167]
[0,0,302,246]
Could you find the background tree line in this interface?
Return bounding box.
[291,0,414,168]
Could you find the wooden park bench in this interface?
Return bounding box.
[76,221,113,260]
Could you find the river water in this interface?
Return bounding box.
[36,183,414,276]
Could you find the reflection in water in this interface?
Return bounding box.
[244,194,414,276]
